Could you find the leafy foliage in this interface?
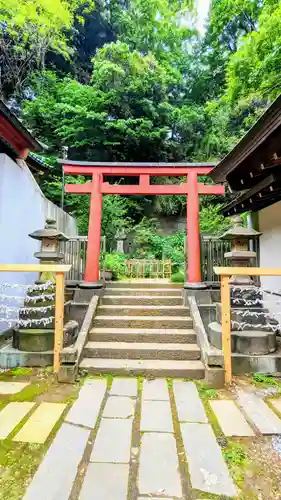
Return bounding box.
[103,252,127,279]
[0,0,94,98]
[171,271,185,283]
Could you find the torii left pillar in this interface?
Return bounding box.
[85,173,102,282]
[186,171,204,288]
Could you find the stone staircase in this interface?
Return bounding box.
[80,282,205,378]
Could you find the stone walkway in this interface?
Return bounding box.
[17,377,281,500]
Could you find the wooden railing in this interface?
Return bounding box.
[214,266,281,384]
[0,264,71,373]
[61,236,106,281]
[125,259,172,279]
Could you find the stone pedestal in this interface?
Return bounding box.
[13,219,70,352]
[208,286,277,355]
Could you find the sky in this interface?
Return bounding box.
[197,0,212,34]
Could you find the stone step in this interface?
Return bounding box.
[80,358,205,378]
[101,295,183,306]
[89,327,197,344]
[104,287,182,296]
[93,316,193,329]
[84,341,201,360]
[97,305,189,317]
[107,282,183,289]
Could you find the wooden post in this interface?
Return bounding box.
[221,275,232,384]
[54,272,65,373]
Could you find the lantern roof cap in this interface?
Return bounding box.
[29,219,69,241]
[219,215,262,240]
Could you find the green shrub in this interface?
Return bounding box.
[171,271,185,283]
[103,253,128,280]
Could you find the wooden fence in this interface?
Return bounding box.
[125,259,172,279]
[201,236,260,282]
[61,236,106,281]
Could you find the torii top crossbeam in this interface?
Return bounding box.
[60,160,225,285]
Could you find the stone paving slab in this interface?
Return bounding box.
[210,400,255,437]
[138,432,182,498]
[90,418,133,463]
[173,381,208,423]
[0,402,35,440]
[110,378,138,397]
[140,400,173,432]
[181,423,237,497]
[142,378,170,401]
[14,402,66,444]
[268,398,281,415]
[238,390,281,434]
[0,381,29,394]
[65,379,106,428]
[79,463,129,500]
[103,396,135,418]
[23,423,90,500]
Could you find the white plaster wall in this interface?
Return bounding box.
[258,200,281,292]
[0,153,77,332]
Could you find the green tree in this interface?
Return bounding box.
[0,0,94,97]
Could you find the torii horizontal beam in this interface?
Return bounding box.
[65,181,225,196]
[63,164,215,176]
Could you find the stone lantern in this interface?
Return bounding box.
[219,215,261,285]
[29,218,69,283]
[115,228,126,254]
[208,216,277,355]
[13,219,70,352]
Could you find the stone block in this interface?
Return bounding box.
[140,400,173,432]
[269,398,281,415]
[103,396,135,419]
[0,402,35,440]
[14,403,66,444]
[204,365,224,388]
[210,400,254,436]
[23,423,90,500]
[79,463,129,500]
[238,390,281,434]
[90,418,133,463]
[180,423,237,497]
[0,381,29,394]
[65,379,106,428]
[58,364,78,384]
[142,379,169,401]
[138,433,182,497]
[173,381,208,423]
[208,321,276,354]
[110,378,138,397]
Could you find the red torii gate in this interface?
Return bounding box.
[60,161,225,286]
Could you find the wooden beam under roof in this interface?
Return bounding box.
[211,94,281,185]
[221,173,281,215]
